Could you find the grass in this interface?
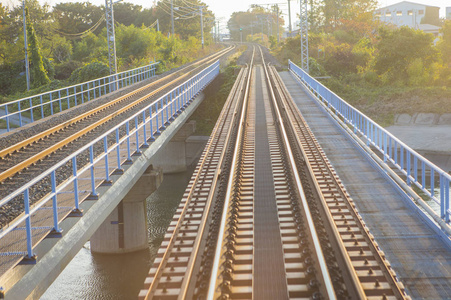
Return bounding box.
[322,80,451,127]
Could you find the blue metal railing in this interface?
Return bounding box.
[0,60,219,262]
[289,60,451,224]
[0,62,159,132]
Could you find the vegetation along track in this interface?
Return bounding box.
[141,45,410,299]
[0,45,235,227]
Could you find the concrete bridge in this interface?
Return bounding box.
[0,60,219,299]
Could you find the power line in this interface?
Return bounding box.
[50,15,105,39]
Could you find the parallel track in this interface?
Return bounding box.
[140,45,410,299]
[0,46,234,184]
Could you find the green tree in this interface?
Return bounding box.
[26,8,50,88]
[438,20,451,66]
[228,6,283,42]
[310,0,377,32]
[153,0,214,42]
[52,2,103,35]
[374,26,438,83]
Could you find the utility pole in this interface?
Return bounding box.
[288,0,292,35]
[267,17,270,38]
[105,0,118,76]
[300,0,309,72]
[217,21,220,42]
[22,0,30,91]
[276,5,280,43]
[171,0,175,35]
[200,7,204,48]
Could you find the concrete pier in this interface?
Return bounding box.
[150,121,209,173]
[90,166,163,254]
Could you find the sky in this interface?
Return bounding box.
[2,0,449,32]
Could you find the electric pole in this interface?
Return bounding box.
[171,0,175,35]
[300,0,309,72]
[22,0,30,91]
[288,0,292,35]
[105,0,118,76]
[276,5,280,43]
[200,7,204,48]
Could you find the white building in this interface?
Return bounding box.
[447,7,451,20]
[374,1,440,31]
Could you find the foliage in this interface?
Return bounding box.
[374,26,438,84]
[189,59,240,135]
[153,0,214,42]
[438,21,451,67]
[69,61,109,84]
[26,8,50,88]
[54,60,83,80]
[227,6,284,44]
[52,2,103,35]
[0,0,219,97]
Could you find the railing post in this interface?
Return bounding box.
[18,101,23,127]
[149,106,156,141]
[58,91,62,112]
[74,86,78,105]
[115,128,124,173]
[51,171,62,235]
[24,188,36,261]
[89,145,98,199]
[5,105,10,132]
[135,117,141,154]
[440,175,445,219]
[29,98,34,122]
[142,111,149,147]
[67,88,71,108]
[407,152,411,186]
[431,169,435,198]
[72,156,81,214]
[160,98,166,129]
[445,177,450,223]
[125,122,132,163]
[104,136,111,184]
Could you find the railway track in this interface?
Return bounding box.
[140,45,410,299]
[0,46,235,228]
[0,46,234,184]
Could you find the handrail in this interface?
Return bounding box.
[289,60,451,224]
[0,60,219,264]
[0,62,159,132]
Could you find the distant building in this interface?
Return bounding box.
[374,1,440,35]
[447,7,451,20]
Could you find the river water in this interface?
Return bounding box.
[41,168,194,299]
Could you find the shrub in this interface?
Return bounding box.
[69,61,110,84]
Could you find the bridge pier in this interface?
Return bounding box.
[90,166,163,254]
[150,121,208,173]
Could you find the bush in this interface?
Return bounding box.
[54,60,83,80]
[69,61,110,84]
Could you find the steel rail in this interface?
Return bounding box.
[260,49,337,299]
[0,46,235,183]
[270,65,409,299]
[206,46,255,300]
[143,61,248,300]
[0,46,233,160]
[268,65,366,298]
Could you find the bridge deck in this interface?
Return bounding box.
[279,71,451,299]
[252,66,288,298]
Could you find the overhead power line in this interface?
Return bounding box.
[50,15,105,39]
